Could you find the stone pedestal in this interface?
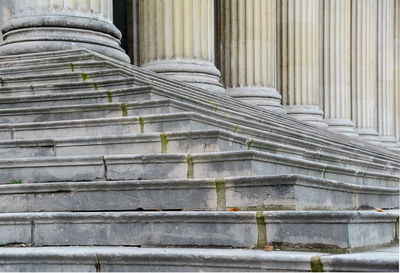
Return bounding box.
[323,0,357,137]
[351,0,380,144]
[139,0,224,93]
[279,0,325,127]
[0,0,130,63]
[217,0,283,112]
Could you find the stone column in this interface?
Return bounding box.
[322,0,357,137]
[279,0,325,127]
[377,0,398,149]
[139,0,224,93]
[0,0,129,62]
[395,0,400,150]
[351,0,379,144]
[0,0,12,42]
[216,0,283,112]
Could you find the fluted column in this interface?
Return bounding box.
[217,0,283,112]
[323,0,357,137]
[279,0,325,126]
[395,0,400,150]
[351,0,379,144]
[0,0,12,42]
[0,0,129,62]
[377,0,398,150]
[140,0,224,93]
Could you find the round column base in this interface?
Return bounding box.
[142,59,225,94]
[0,16,130,63]
[379,136,400,150]
[227,87,285,113]
[355,128,382,146]
[324,119,359,138]
[285,105,327,127]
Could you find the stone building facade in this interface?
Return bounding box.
[0,0,399,150]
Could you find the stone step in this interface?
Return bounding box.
[0,152,397,188]
[0,49,90,66]
[0,69,129,88]
[0,130,397,177]
[0,111,397,175]
[0,175,397,213]
[0,77,146,97]
[0,85,397,169]
[0,99,183,124]
[0,246,397,272]
[0,210,396,252]
[0,60,118,77]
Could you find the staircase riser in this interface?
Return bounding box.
[0,154,396,188]
[0,212,395,251]
[0,180,397,213]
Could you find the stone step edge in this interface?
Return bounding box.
[0,49,89,62]
[0,246,397,272]
[1,111,398,175]
[0,175,397,212]
[0,151,398,189]
[0,210,396,252]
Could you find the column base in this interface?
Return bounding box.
[379,136,400,150]
[227,87,285,113]
[285,105,327,127]
[0,15,130,63]
[142,59,225,94]
[355,128,382,146]
[324,119,359,138]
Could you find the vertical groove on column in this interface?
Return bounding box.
[323,0,356,137]
[378,0,396,149]
[278,0,324,126]
[217,0,282,111]
[351,0,379,144]
[395,0,400,145]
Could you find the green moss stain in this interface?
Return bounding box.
[138,117,145,133]
[106,91,113,103]
[94,255,101,272]
[93,82,99,91]
[256,211,267,249]
[215,179,226,210]
[160,134,169,153]
[233,125,239,133]
[81,73,89,81]
[0,77,4,87]
[11,179,22,184]
[395,217,399,240]
[187,154,194,178]
[70,63,75,72]
[322,166,328,179]
[311,256,324,272]
[247,139,254,150]
[121,103,128,117]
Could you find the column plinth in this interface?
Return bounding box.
[217,0,283,112]
[0,0,129,62]
[279,0,326,126]
[140,0,224,93]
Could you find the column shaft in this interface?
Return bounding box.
[395,0,400,147]
[377,0,398,149]
[323,0,356,137]
[217,0,283,112]
[351,0,379,144]
[0,0,129,62]
[279,0,325,126]
[140,0,224,93]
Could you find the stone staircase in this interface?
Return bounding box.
[0,49,398,272]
